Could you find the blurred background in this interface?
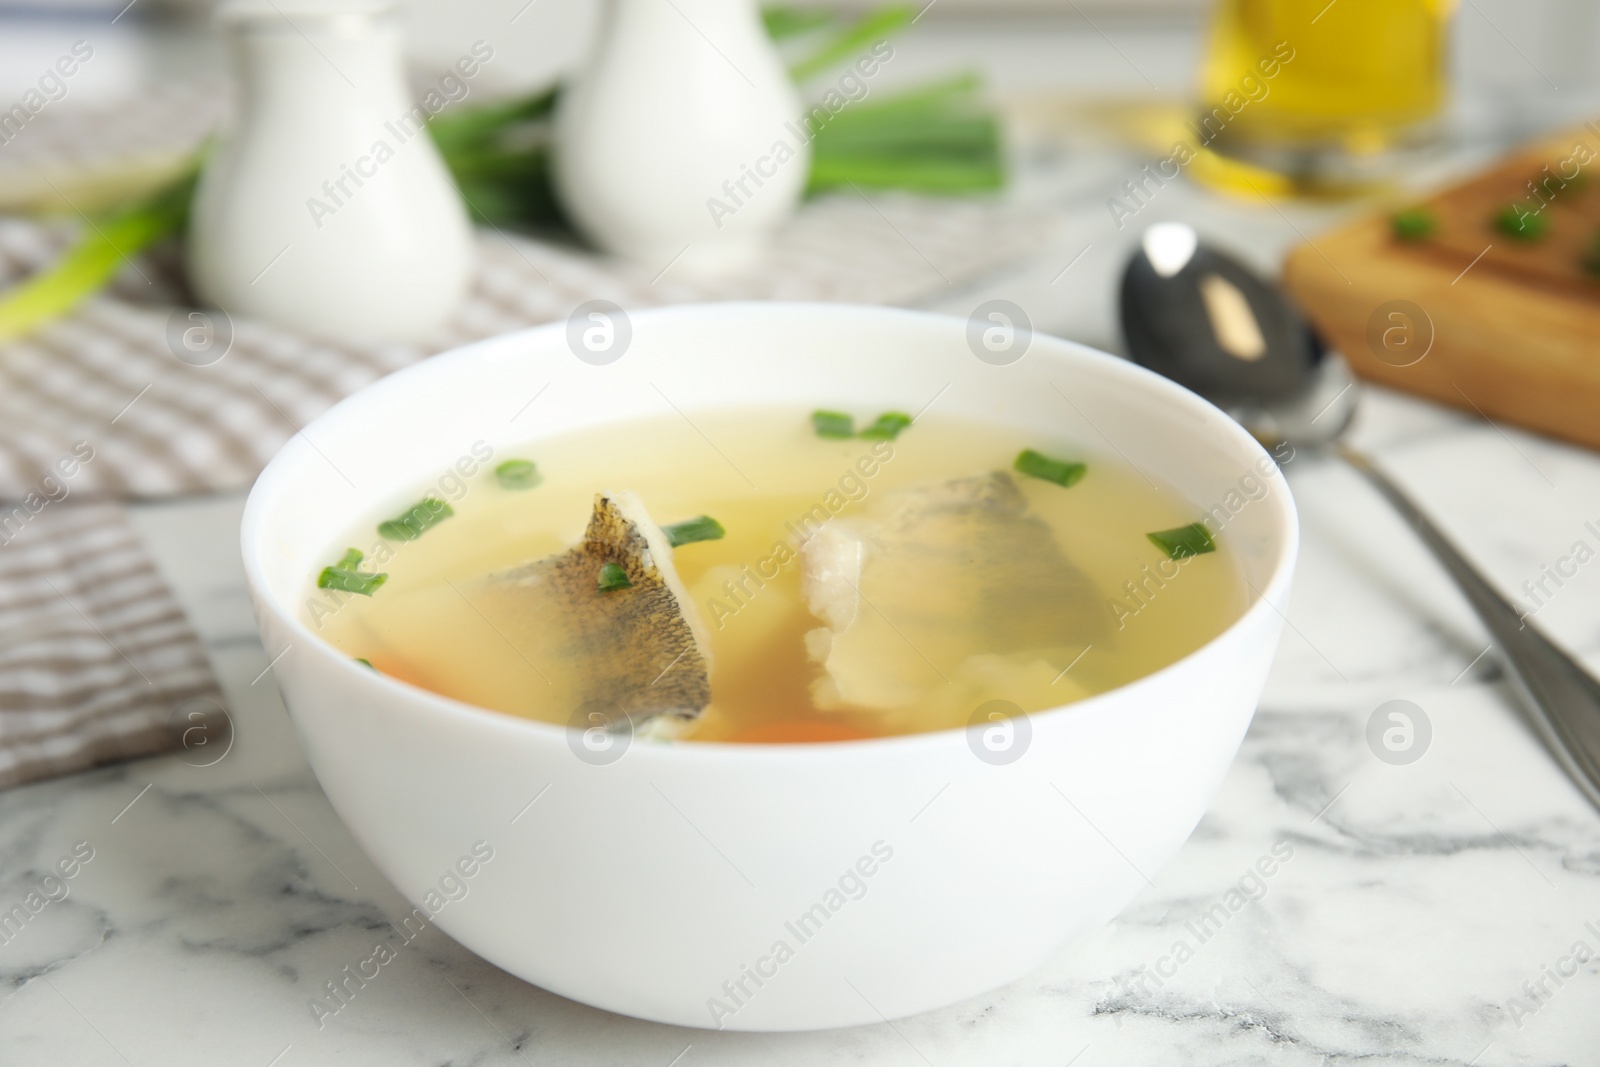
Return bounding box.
[4,0,1597,124]
[5,0,1600,352]
[3,0,1600,499]
[3,0,1599,449]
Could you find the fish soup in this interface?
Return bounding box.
[309,408,1249,742]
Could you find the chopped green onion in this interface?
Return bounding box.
[0,163,198,344]
[662,515,726,547]
[1494,205,1547,240]
[378,497,454,541]
[1147,523,1216,560]
[318,548,388,596]
[859,411,913,440]
[495,459,542,490]
[354,657,376,670]
[319,569,386,595]
[1391,207,1436,242]
[597,562,633,592]
[1014,449,1086,488]
[812,410,855,438]
[813,409,914,441]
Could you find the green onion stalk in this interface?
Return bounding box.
[0,165,198,343]
[0,5,1004,342]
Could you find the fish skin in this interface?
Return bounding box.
[477,490,711,731]
[801,471,1106,712]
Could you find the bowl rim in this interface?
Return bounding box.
[241,300,1299,761]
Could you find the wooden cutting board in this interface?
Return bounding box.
[1283,120,1600,451]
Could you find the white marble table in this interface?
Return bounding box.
[5,12,1600,1067]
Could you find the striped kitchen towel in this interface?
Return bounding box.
[0,193,1056,501]
[0,501,229,789]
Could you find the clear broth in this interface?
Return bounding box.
[311,410,1249,742]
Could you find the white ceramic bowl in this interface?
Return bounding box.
[241,302,1297,1031]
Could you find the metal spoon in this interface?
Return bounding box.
[1119,222,1600,813]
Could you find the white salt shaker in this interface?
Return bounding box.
[554,0,808,271]
[189,0,472,341]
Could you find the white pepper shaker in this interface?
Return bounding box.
[554,0,808,271]
[189,0,473,341]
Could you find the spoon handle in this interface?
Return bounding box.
[1338,444,1600,811]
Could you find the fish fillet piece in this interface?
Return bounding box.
[470,491,711,733]
[801,471,1105,714]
